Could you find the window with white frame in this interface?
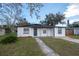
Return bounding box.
[58,28,62,34]
[43,30,46,34]
[23,28,29,34]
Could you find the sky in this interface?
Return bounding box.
[22,3,79,24]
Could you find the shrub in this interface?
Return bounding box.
[0,36,17,44]
[5,27,11,33]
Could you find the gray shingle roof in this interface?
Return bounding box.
[17,24,66,28]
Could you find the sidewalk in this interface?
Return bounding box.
[35,38,59,56]
[59,36,79,43]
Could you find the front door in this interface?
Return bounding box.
[34,28,37,36]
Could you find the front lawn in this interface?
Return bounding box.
[0,33,44,56]
[42,37,79,56]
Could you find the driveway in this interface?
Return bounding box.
[35,38,59,56]
[59,36,79,43]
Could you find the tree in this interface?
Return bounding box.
[0,3,43,33]
[27,3,43,19]
[17,18,30,26]
[69,21,79,28]
[40,12,65,26]
[40,12,65,36]
[0,3,23,32]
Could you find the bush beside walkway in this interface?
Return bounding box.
[0,33,44,56]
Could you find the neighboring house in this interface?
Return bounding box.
[74,27,79,35]
[65,27,79,35]
[0,28,5,36]
[17,24,66,37]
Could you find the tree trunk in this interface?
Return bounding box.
[10,25,15,32]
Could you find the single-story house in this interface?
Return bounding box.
[17,24,66,37]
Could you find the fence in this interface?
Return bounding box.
[66,28,74,36]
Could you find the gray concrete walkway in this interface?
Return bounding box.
[59,36,79,43]
[35,38,59,56]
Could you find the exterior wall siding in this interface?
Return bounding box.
[17,27,34,37]
[17,27,65,37]
[54,28,65,37]
[37,28,53,37]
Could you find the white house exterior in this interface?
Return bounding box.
[74,28,79,35]
[54,27,65,37]
[17,24,66,37]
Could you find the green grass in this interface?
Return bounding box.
[0,32,16,41]
[0,33,44,56]
[42,37,79,56]
[68,35,79,39]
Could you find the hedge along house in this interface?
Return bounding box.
[17,24,66,37]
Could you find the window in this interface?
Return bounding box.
[43,30,46,34]
[23,28,29,34]
[58,28,62,34]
